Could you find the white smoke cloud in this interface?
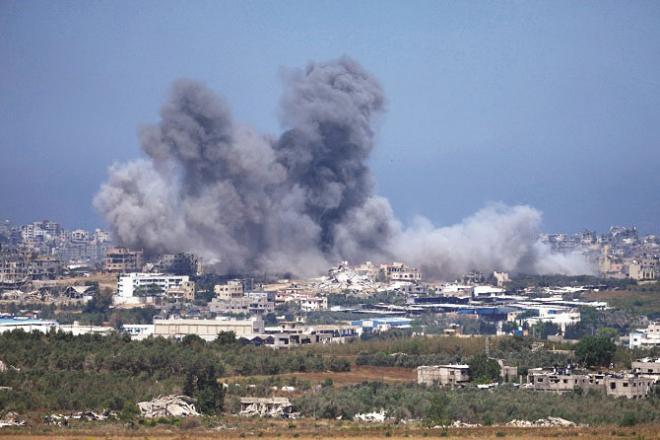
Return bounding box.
[94,56,595,278]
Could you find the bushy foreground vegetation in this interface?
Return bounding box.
[0,330,338,414]
[294,383,660,426]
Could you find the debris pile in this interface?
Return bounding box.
[315,263,380,293]
[0,412,25,428]
[44,410,116,426]
[506,417,576,427]
[239,397,297,418]
[354,409,388,423]
[138,395,199,418]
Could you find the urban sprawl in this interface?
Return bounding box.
[1,218,660,430]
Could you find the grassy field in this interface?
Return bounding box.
[222,365,417,386]
[584,287,660,317]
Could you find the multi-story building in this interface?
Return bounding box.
[214,280,244,299]
[629,322,660,349]
[380,262,422,282]
[632,358,660,376]
[628,256,659,281]
[116,272,191,298]
[210,292,275,315]
[527,368,655,399]
[104,247,143,273]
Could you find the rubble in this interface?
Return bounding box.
[239,397,297,418]
[505,417,576,427]
[315,262,380,293]
[137,395,200,418]
[354,409,387,423]
[432,420,482,428]
[43,410,117,426]
[0,412,25,428]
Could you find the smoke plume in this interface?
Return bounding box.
[95,56,594,278]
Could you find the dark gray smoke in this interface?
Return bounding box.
[95,56,594,278]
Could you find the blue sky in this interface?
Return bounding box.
[1,1,659,233]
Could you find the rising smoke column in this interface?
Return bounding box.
[95,56,594,278]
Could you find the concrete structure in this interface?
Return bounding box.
[210,292,275,315]
[239,397,295,418]
[628,256,659,281]
[214,280,244,299]
[122,324,155,340]
[116,272,191,301]
[0,317,57,333]
[417,364,470,387]
[629,322,660,349]
[519,305,581,333]
[380,262,421,282]
[527,368,655,399]
[632,358,660,376]
[57,321,114,336]
[153,316,264,341]
[241,323,359,349]
[104,247,143,273]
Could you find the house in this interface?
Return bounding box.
[629,323,660,349]
[417,364,470,387]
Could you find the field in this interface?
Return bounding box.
[584,287,660,317]
[1,423,660,439]
[223,365,417,386]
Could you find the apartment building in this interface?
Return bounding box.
[104,247,143,273]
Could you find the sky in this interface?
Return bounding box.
[1,1,659,234]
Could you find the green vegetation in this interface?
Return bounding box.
[0,329,336,415]
[293,383,660,425]
[468,353,501,383]
[507,275,635,291]
[584,283,660,319]
[575,335,617,367]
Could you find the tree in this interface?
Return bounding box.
[468,353,501,383]
[183,363,224,414]
[575,335,616,367]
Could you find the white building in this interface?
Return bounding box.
[115,273,191,304]
[153,316,264,341]
[0,317,57,334]
[515,304,581,333]
[123,324,155,340]
[629,323,660,349]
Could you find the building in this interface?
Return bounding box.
[632,358,660,376]
[104,247,143,273]
[117,272,191,298]
[629,322,660,349]
[0,317,58,334]
[122,324,155,340]
[153,316,264,341]
[156,253,203,277]
[380,262,421,282]
[527,368,655,399]
[214,280,244,299]
[417,365,471,387]
[210,292,275,315]
[241,323,359,349]
[57,321,114,336]
[628,256,659,281]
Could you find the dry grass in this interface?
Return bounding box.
[1,424,660,439]
[222,365,416,387]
